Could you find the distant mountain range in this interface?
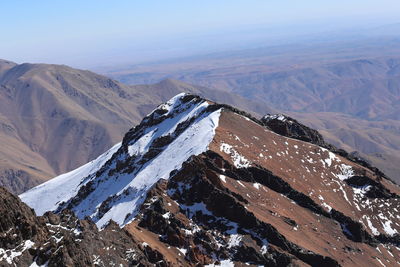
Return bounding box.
[0,60,273,194]
[1,58,399,195]
[103,41,400,184]
[107,56,400,120]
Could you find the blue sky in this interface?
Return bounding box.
[1,0,400,67]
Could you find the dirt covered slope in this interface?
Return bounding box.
[121,108,400,266]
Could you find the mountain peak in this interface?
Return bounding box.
[19,94,400,266]
[0,59,17,74]
[21,93,222,227]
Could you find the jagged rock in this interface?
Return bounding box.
[262,114,331,148]
[0,187,170,266]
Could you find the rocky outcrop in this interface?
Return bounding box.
[262,114,331,148]
[133,154,315,265]
[0,187,171,266]
[262,113,394,183]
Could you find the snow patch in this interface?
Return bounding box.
[219,175,227,183]
[321,202,332,212]
[227,234,242,248]
[220,143,251,168]
[0,240,35,264]
[177,247,187,255]
[325,151,339,167]
[335,164,354,181]
[263,114,287,122]
[29,261,49,267]
[365,216,380,235]
[237,180,246,188]
[382,220,398,236]
[205,260,235,267]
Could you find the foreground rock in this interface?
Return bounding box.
[0,187,171,266]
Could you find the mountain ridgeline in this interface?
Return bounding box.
[2,94,397,266]
[0,59,274,194]
[107,54,400,184]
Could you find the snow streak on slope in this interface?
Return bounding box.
[19,142,121,215]
[20,94,222,228]
[99,109,220,227]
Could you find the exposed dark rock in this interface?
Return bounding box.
[261,113,394,183]
[262,114,331,148]
[0,187,170,266]
[164,153,340,266]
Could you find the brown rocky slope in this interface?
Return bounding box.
[15,94,400,266]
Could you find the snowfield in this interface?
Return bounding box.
[95,106,221,227]
[20,94,222,228]
[20,142,121,216]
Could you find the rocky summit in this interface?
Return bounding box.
[1,93,399,266]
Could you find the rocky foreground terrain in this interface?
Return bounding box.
[1,94,399,266]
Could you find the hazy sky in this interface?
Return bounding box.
[1,0,400,67]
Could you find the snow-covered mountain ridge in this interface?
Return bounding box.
[21,93,221,227]
[15,93,400,266]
